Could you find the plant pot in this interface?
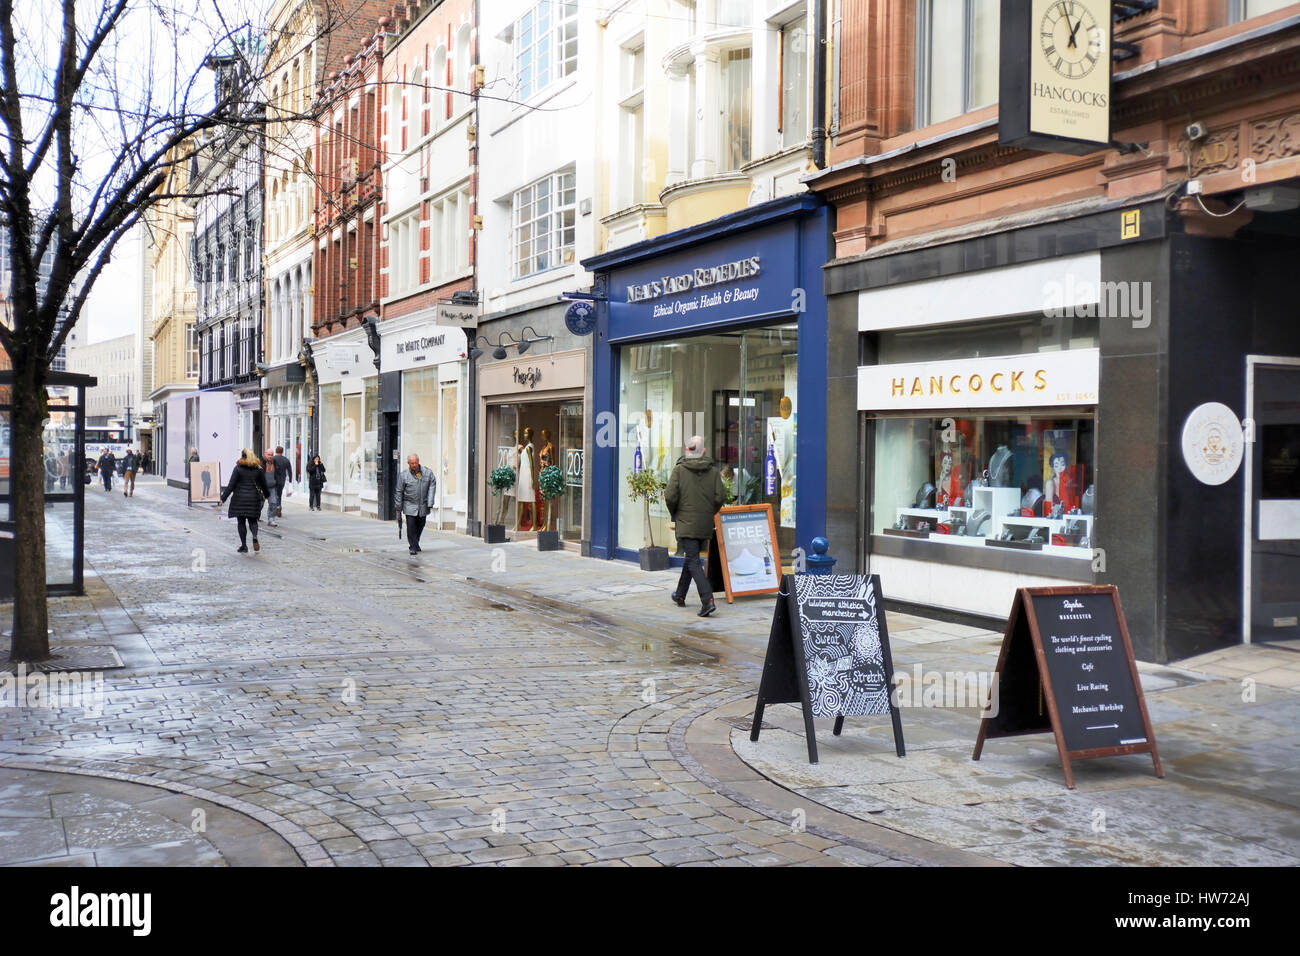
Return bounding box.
[484,524,508,544]
[638,546,670,571]
[536,530,562,551]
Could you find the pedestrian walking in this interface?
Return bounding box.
[665,435,726,617]
[218,448,270,554]
[273,445,293,516]
[261,448,281,527]
[44,453,58,492]
[121,448,138,497]
[306,455,326,510]
[97,448,117,492]
[393,453,436,555]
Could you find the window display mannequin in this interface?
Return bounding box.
[537,428,555,530]
[504,429,519,520]
[515,426,536,531]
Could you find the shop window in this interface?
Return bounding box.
[320,383,342,490]
[617,323,798,557]
[916,0,999,128]
[872,414,1096,557]
[515,1,578,102]
[401,367,439,475]
[512,169,576,278]
[364,378,379,494]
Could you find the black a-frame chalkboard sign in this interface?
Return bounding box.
[973,585,1163,789]
[749,574,905,764]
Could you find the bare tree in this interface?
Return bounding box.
[0,0,285,662]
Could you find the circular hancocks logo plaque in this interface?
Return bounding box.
[1181,402,1244,486]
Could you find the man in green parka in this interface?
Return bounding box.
[665,435,726,617]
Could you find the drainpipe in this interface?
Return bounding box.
[812,0,827,169]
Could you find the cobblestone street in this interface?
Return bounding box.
[7,477,1299,869]
[1,477,952,867]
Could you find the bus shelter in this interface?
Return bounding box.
[0,370,98,599]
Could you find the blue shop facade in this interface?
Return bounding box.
[583,194,832,564]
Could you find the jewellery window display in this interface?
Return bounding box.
[873,414,1096,559]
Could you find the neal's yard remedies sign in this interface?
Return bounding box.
[750,574,904,764]
[999,0,1112,155]
[973,585,1162,789]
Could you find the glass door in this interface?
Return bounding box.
[559,402,584,541]
[1251,362,1300,644]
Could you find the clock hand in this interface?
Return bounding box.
[1059,2,1076,49]
[1068,16,1083,49]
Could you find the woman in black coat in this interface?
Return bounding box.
[219,448,270,553]
[306,455,326,511]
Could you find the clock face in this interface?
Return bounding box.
[1040,1,1104,79]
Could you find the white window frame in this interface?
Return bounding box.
[388,209,421,299]
[514,1,578,102]
[512,169,577,280]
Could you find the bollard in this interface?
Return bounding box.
[803,536,837,575]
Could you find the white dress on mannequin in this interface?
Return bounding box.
[515,442,535,500]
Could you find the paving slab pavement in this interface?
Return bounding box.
[2,475,1295,866]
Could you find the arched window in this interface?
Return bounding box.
[455,23,472,103]
[432,46,446,125]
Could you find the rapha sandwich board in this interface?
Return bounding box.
[972,585,1162,788]
[750,573,904,764]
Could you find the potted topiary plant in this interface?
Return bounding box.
[626,467,669,571]
[485,464,516,543]
[536,464,564,551]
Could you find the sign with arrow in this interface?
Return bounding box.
[973,585,1162,788]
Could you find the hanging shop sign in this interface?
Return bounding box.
[998,0,1113,156]
[564,300,596,336]
[1180,401,1244,486]
[973,585,1163,789]
[749,573,905,764]
[436,302,479,329]
[858,349,1100,412]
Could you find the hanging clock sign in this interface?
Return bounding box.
[564,299,596,336]
[999,0,1113,156]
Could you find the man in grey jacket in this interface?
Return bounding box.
[393,453,437,555]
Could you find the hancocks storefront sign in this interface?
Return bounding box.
[858,349,1100,411]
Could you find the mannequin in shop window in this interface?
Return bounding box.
[537,428,555,530]
[515,426,536,531]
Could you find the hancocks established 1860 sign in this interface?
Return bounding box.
[999,0,1113,155]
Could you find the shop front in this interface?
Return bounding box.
[585,194,831,564]
[263,363,310,496]
[379,312,469,529]
[826,200,1300,663]
[313,328,378,514]
[477,349,587,546]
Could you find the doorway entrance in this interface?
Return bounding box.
[1247,357,1300,645]
[486,399,584,542]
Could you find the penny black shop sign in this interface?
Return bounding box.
[750,574,905,764]
[999,0,1113,156]
[973,585,1162,788]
